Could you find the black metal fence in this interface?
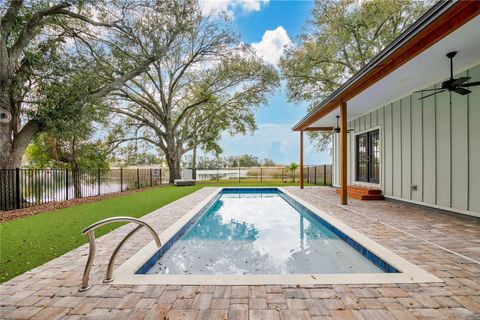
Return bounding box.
[187,165,332,185]
[303,165,333,186]
[0,168,169,211]
[1,165,332,211]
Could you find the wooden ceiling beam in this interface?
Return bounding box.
[303,127,334,132]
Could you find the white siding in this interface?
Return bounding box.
[384,104,393,195]
[423,86,436,204]
[400,96,411,200]
[392,101,402,198]
[332,64,480,215]
[411,93,423,203]
[451,72,469,210]
[436,85,451,207]
[469,67,480,213]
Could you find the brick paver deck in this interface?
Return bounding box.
[1,187,479,319]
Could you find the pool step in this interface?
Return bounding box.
[335,186,384,200]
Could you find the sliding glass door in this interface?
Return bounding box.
[356,130,380,183]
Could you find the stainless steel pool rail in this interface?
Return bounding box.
[79,217,161,291]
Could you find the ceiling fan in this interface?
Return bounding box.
[414,51,480,100]
[333,116,354,133]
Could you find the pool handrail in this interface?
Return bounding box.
[79,216,161,291]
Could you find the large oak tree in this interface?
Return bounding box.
[110,11,279,182]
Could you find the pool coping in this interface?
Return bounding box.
[113,187,442,285]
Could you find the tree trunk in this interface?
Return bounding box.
[0,37,14,169]
[0,118,41,209]
[166,155,181,183]
[0,123,12,168]
[0,169,16,210]
[2,120,41,168]
[70,162,82,198]
[192,145,197,180]
[165,132,182,183]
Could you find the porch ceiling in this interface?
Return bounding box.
[307,14,480,128]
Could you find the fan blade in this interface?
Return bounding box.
[413,88,443,93]
[451,76,470,86]
[419,90,446,100]
[462,81,480,87]
[453,87,471,95]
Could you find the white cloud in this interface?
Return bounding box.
[200,0,269,17]
[238,0,267,11]
[251,26,292,66]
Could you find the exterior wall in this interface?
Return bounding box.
[332,64,480,215]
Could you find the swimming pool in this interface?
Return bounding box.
[113,187,441,285]
[145,188,389,275]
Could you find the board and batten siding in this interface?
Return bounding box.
[332,64,480,215]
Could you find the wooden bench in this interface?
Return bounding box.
[174,179,196,186]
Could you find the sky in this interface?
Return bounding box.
[198,0,332,165]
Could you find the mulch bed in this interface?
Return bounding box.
[0,186,167,223]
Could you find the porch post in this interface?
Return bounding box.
[339,101,348,205]
[300,130,304,189]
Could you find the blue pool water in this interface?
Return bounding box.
[144,188,396,275]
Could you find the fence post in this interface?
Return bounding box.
[120,168,123,192]
[314,166,317,185]
[65,169,69,200]
[217,168,219,182]
[15,168,20,209]
[159,168,162,185]
[260,167,263,183]
[323,164,327,186]
[150,168,153,186]
[137,168,140,189]
[307,167,310,183]
[97,169,101,195]
[281,168,284,182]
[238,167,240,183]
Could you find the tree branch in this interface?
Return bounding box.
[9,2,71,60]
[1,0,24,37]
[78,57,154,106]
[173,97,209,130]
[56,9,129,34]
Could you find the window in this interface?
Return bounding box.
[356,130,380,183]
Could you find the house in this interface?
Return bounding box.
[294,1,480,218]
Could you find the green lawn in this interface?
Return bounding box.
[0,182,310,283]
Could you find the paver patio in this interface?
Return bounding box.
[1,186,479,320]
